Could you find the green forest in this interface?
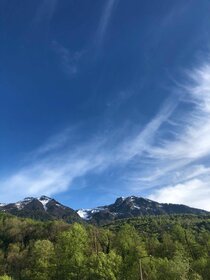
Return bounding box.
[0,213,210,280]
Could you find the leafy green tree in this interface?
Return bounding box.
[0,250,5,275]
[0,275,13,280]
[6,243,27,279]
[23,240,55,280]
[88,250,122,280]
[146,236,160,257]
[115,224,147,279]
[160,233,177,259]
[149,251,190,280]
[56,223,88,279]
[203,258,210,280]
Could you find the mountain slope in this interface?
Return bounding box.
[77,196,208,225]
[0,196,82,223]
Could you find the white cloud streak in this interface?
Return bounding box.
[150,63,210,161]
[1,56,210,210]
[0,99,173,203]
[0,137,111,203]
[136,59,210,210]
[119,97,178,162]
[96,0,118,46]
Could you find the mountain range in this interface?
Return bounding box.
[0,195,208,225]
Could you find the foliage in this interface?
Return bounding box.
[0,276,13,280]
[0,213,209,279]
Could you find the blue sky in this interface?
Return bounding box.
[1,0,210,210]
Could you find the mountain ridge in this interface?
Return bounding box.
[77,196,208,225]
[0,195,208,225]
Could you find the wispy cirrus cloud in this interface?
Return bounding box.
[131,58,210,209]
[52,41,85,77]
[118,97,178,162]
[0,135,112,202]
[51,0,118,77]
[150,63,210,167]
[96,0,118,46]
[1,56,210,210]
[0,98,175,203]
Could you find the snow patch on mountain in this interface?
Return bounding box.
[133,205,141,210]
[77,209,91,220]
[15,197,34,209]
[38,196,52,211]
[77,207,107,220]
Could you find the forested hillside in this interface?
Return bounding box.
[0,213,209,279]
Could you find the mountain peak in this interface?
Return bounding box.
[23,197,35,202]
[114,197,125,205]
[39,195,52,201]
[38,196,52,210]
[0,195,81,224]
[77,195,208,225]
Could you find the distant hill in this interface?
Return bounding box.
[103,214,210,235]
[0,195,208,225]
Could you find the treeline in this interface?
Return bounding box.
[0,213,209,279]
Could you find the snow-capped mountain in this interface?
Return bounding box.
[0,195,208,225]
[77,196,208,225]
[0,196,81,223]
